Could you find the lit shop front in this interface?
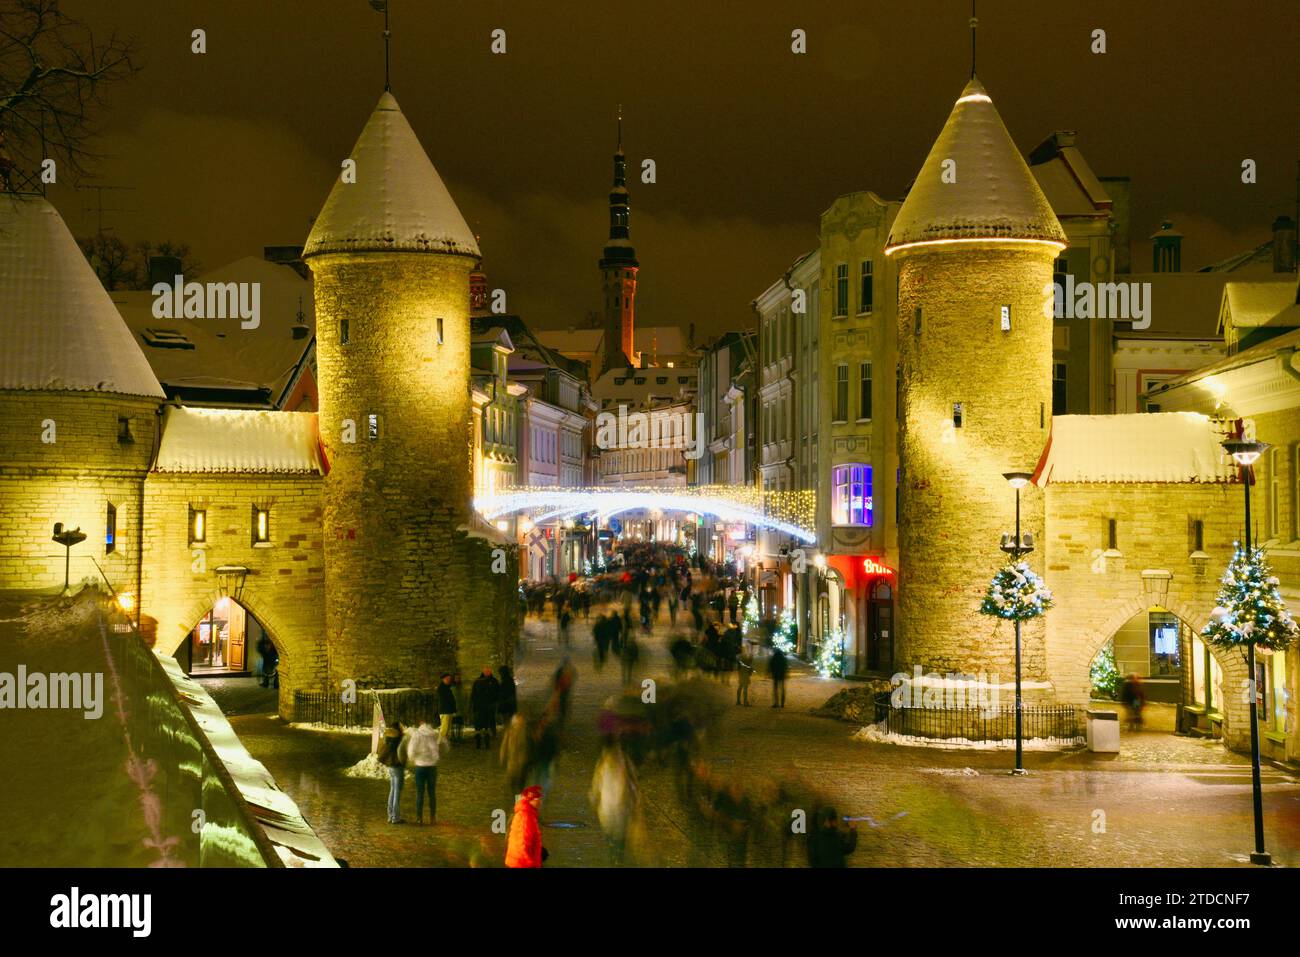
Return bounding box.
[824,554,895,676]
[179,595,274,677]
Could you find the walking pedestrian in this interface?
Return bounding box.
[406,717,448,825]
[736,645,754,706]
[589,741,641,866]
[769,646,788,708]
[621,634,640,685]
[1120,673,1146,731]
[437,673,456,742]
[807,807,858,867]
[505,785,546,868]
[377,718,408,824]
[498,665,518,723]
[470,667,501,749]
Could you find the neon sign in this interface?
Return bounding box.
[863,557,894,576]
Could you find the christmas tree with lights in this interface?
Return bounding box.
[773,607,797,654]
[1202,543,1299,653]
[979,560,1053,621]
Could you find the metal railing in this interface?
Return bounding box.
[872,692,1084,744]
[293,688,439,727]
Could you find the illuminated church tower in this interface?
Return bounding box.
[886,76,1067,682]
[304,92,513,690]
[599,116,639,373]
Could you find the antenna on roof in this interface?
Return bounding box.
[370,0,391,92]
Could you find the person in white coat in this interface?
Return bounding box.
[589,741,640,865]
[406,717,449,825]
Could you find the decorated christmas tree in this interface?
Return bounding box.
[979,560,1053,621]
[1202,543,1299,652]
[1090,640,1119,700]
[816,627,845,678]
[742,594,760,636]
[773,607,797,654]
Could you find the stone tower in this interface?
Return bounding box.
[304,92,509,690]
[886,76,1067,683]
[599,120,638,373]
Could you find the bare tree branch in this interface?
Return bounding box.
[0,0,141,183]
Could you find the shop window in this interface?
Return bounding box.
[1149,611,1182,678]
[832,464,872,526]
[189,507,206,545]
[105,503,117,554]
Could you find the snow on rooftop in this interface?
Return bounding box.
[303,92,479,259]
[887,77,1066,251]
[0,194,165,398]
[1223,278,1298,328]
[1033,413,1235,485]
[155,406,323,473]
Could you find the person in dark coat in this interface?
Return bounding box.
[498,665,518,722]
[470,668,501,750]
[769,646,788,708]
[807,807,858,867]
[437,673,457,742]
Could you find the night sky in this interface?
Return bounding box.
[49,0,1300,340]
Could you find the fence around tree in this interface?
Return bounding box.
[872,692,1084,745]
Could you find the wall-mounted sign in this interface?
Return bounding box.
[863,557,894,576]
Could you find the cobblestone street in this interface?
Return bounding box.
[221,610,1300,868]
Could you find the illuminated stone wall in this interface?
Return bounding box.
[140,472,326,714]
[1043,481,1251,750]
[0,391,159,593]
[311,251,517,692]
[894,244,1056,680]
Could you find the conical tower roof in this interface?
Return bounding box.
[885,77,1066,252]
[0,193,164,398]
[303,92,480,259]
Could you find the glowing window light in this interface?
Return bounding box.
[252,507,270,544]
[883,236,1066,256]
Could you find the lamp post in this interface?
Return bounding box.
[1001,471,1035,775]
[51,523,87,597]
[1221,435,1271,866]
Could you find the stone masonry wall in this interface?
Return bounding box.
[895,245,1056,681]
[141,473,325,717]
[1044,481,1251,750]
[0,391,160,593]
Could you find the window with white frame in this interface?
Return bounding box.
[834,365,848,422]
[860,261,873,314]
[835,264,849,317]
[832,464,872,526]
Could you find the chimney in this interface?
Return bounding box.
[1151,220,1182,273]
[148,255,183,287]
[1273,215,1297,273]
[264,245,308,279]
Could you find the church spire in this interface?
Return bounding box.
[599,108,639,373]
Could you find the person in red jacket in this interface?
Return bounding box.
[505,785,545,868]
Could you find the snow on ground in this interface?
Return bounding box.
[853,721,1083,752]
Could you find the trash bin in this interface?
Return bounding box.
[1086,709,1120,752]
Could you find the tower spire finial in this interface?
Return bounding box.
[617,104,623,151]
[370,0,392,92]
[969,0,978,79]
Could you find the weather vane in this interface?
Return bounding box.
[970,1,978,78]
[370,0,391,92]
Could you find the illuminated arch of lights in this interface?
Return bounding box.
[475,485,817,544]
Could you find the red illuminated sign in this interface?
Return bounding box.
[862,557,894,576]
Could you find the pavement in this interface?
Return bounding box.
[217,608,1300,868]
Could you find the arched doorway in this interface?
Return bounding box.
[1087,604,1229,741]
[178,596,276,682]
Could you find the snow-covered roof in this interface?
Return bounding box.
[155,406,323,473]
[886,77,1066,252]
[1033,413,1235,485]
[0,194,165,398]
[1220,278,1298,329]
[303,92,479,259]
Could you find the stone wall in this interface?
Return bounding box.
[895,245,1056,679]
[0,391,160,593]
[140,472,326,716]
[311,251,515,694]
[1043,481,1252,749]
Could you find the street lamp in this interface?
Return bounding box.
[1222,435,1272,866]
[1001,471,1035,775]
[51,523,87,597]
